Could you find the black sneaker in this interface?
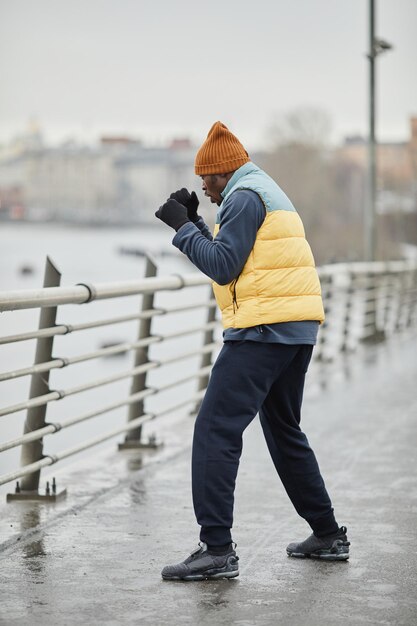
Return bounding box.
[286,526,350,561]
[161,542,239,581]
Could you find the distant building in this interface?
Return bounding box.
[1,118,415,225]
[0,131,197,224]
[338,116,417,214]
[110,138,197,224]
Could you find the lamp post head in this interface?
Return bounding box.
[372,37,394,56]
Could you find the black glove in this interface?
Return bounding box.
[155,199,190,232]
[169,188,200,223]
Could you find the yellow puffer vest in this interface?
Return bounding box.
[212,163,325,329]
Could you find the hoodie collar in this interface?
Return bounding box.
[221,161,259,199]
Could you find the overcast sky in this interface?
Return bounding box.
[0,0,416,150]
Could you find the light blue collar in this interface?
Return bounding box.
[221,162,259,199]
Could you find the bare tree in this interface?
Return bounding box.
[263,107,400,264]
[267,107,332,150]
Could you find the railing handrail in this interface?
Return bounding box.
[0,273,210,312]
[318,259,417,276]
[2,261,416,313]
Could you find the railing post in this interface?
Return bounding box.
[394,268,408,331]
[341,271,354,353]
[315,273,333,362]
[8,256,67,501]
[192,287,217,415]
[361,269,385,344]
[119,253,161,449]
[382,268,392,334]
[406,268,417,328]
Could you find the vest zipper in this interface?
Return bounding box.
[230,276,240,314]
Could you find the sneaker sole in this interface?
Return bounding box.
[162,569,239,581]
[287,550,349,561]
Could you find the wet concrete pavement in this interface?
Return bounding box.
[1,330,417,626]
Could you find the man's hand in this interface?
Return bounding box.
[155,199,190,232]
[169,188,200,223]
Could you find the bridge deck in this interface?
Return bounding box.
[1,331,416,626]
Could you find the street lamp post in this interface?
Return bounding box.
[366,0,393,262]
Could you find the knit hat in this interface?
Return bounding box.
[194,121,250,175]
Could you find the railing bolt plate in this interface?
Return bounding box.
[7,485,67,502]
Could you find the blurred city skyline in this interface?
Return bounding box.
[1,0,416,150]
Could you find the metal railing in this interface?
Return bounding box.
[1,256,416,499]
[315,260,417,360]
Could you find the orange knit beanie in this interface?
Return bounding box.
[194,121,250,175]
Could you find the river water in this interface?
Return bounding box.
[0,221,212,489]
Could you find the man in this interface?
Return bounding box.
[155,121,349,581]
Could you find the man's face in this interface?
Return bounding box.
[200,174,231,206]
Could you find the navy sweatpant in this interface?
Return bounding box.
[192,341,338,546]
